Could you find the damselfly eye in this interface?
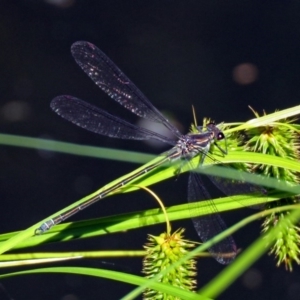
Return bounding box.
[217,132,225,140]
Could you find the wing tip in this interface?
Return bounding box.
[71,41,97,55]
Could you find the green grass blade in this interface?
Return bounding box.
[198,206,300,299]
[225,104,300,133]
[0,133,153,164]
[0,266,210,300]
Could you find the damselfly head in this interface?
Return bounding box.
[206,122,225,141]
[216,131,225,141]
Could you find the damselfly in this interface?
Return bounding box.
[38,41,264,264]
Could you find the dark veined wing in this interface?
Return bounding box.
[206,165,267,208]
[193,135,267,208]
[70,41,181,138]
[51,96,176,145]
[188,172,237,264]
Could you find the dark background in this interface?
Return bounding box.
[1,0,300,299]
